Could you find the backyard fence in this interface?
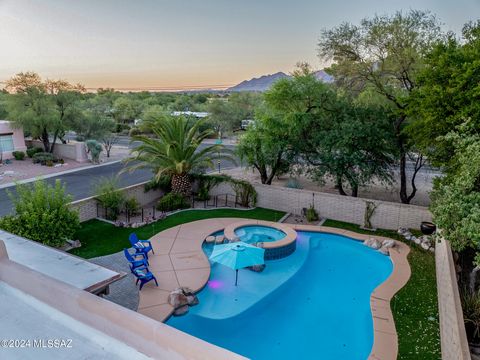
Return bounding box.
[435,238,471,360]
[209,182,432,230]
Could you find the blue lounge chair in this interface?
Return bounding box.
[123,248,148,271]
[129,233,154,258]
[132,266,158,290]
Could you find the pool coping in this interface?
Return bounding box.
[140,218,410,360]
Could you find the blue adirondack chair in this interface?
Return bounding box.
[129,233,154,258]
[132,266,158,290]
[123,248,148,271]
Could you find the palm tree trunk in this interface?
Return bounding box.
[171,174,191,195]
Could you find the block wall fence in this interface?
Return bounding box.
[69,181,163,222]
[210,182,432,230]
[435,239,471,360]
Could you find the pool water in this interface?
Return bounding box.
[234,225,286,243]
[168,231,393,360]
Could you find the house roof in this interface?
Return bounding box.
[0,230,123,292]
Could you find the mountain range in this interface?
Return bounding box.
[227,70,334,92]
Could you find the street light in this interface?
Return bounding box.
[218,160,221,173]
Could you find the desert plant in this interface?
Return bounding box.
[462,288,480,344]
[86,139,103,164]
[156,192,190,212]
[32,152,55,165]
[306,206,319,222]
[0,180,79,247]
[26,147,43,158]
[12,151,25,160]
[125,197,140,217]
[94,177,125,220]
[230,179,257,207]
[285,177,303,189]
[364,201,378,229]
[144,174,172,193]
[125,115,236,195]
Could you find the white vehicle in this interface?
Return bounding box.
[241,119,255,130]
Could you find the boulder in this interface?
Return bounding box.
[378,246,390,255]
[173,305,189,316]
[248,264,266,272]
[382,239,396,249]
[186,295,199,306]
[178,287,195,296]
[421,242,430,250]
[364,238,382,250]
[397,227,408,235]
[168,290,189,309]
[413,237,421,245]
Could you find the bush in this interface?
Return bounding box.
[125,197,140,217]
[95,178,125,220]
[156,192,190,212]
[26,147,43,158]
[116,123,131,133]
[306,206,319,222]
[129,127,142,136]
[12,151,25,160]
[285,177,303,189]
[462,288,480,344]
[85,140,102,164]
[32,152,55,165]
[0,180,79,247]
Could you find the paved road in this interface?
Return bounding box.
[0,148,238,217]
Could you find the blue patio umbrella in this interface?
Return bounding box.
[209,242,265,286]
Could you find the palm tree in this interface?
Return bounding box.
[125,116,236,194]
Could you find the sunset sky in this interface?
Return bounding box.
[1,0,478,90]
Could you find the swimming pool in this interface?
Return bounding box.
[167,231,393,359]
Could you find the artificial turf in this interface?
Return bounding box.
[323,219,441,360]
[70,207,285,259]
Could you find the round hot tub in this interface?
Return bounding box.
[224,221,297,260]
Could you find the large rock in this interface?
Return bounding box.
[382,239,396,249]
[168,290,189,309]
[248,264,266,272]
[364,238,382,250]
[186,295,199,306]
[179,287,194,296]
[173,305,189,316]
[378,246,390,255]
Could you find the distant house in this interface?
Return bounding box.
[171,111,209,118]
[0,120,27,159]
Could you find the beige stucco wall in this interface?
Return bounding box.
[210,182,432,230]
[27,139,89,163]
[0,121,27,159]
[435,238,471,360]
[70,181,163,222]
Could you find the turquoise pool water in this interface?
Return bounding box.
[167,231,393,359]
[234,225,286,243]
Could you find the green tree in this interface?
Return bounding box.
[5,72,84,153]
[0,180,80,247]
[237,114,293,185]
[264,66,396,196]
[408,21,480,169]
[318,10,443,203]
[112,96,144,124]
[125,116,236,194]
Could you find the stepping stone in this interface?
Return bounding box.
[215,235,225,244]
[205,235,216,244]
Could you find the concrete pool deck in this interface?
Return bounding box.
[138,218,411,360]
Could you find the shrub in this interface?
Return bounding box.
[32,152,55,165]
[306,206,319,222]
[94,178,125,220]
[12,151,25,160]
[0,180,79,247]
[26,147,43,158]
[85,140,103,164]
[156,192,190,212]
[144,175,172,193]
[230,179,257,207]
[125,197,140,217]
[285,177,303,189]
[462,288,480,344]
[129,127,142,136]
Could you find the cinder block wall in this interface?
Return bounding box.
[435,239,471,360]
[210,182,432,230]
[70,181,163,222]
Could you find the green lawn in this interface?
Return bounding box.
[323,219,441,360]
[70,207,285,259]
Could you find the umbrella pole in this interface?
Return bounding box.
[235,269,238,286]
